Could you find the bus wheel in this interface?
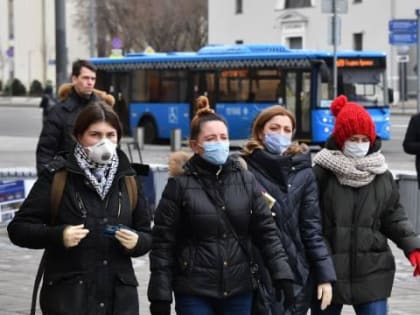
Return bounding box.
[140,119,157,144]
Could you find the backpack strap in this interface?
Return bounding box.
[50,169,67,225]
[125,175,138,210]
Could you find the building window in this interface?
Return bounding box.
[236,0,243,14]
[285,0,312,8]
[353,33,363,51]
[354,0,362,3]
[235,40,244,44]
[287,37,303,49]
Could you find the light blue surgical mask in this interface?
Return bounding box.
[201,141,230,165]
[263,133,291,155]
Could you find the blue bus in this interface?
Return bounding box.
[91,44,390,144]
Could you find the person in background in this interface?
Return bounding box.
[403,112,420,189]
[8,101,151,315]
[36,59,115,175]
[147,96,295,315]
[39,85,56,124]
[311,95,420,315]
[239,105,336,314]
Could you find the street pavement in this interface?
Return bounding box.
[0,98,420,314]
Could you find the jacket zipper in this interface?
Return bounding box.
[76,192,87,219]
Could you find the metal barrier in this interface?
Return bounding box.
[171,128,182,152]
[140,164,169,216]
[396,172,420,233]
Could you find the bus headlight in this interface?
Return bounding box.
[324,127,330,133]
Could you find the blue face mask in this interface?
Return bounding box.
[201,141,230,165]
[264,133,292,155]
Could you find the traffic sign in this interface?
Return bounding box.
[389,19,417,32]
[389,32,417,45]
[396,55,409,63]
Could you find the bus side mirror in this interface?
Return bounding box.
[388,88,394,104]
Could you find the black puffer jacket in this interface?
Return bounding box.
[314,137,420,305]
[36,86,100,174]
[403,113,420,188]
[147,154,294,302]
[244,149,336,292]
[8,149,152,315]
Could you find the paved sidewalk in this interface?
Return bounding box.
[0,226,419,314]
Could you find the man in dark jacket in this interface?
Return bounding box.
[36,59,113,174]
[403,113,420,188]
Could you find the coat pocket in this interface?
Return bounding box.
[113,273,139,315]
[40,272,87,315]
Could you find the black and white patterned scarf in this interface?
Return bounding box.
[313,148,388,187]
[74,143,119,199]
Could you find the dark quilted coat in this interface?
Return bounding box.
[147,154,294,303]
[313,137,420,305]
[243,149,336,313]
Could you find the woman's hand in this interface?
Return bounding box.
[115,228,139,250]
[63,224,90,248]
[317,282,332,310]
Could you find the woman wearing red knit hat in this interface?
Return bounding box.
[311,95,420,315]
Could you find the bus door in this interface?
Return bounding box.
[284,70,311,142]
[187,71,217,118]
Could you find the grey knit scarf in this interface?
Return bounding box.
[313,148,388,187]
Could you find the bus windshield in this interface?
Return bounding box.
[339,68,385,106]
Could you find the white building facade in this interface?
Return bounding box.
[209,0,419,100]
[0,0,90,92]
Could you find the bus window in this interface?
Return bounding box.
[219,69,249,102]
[132,70,149,102]
[338,69,385,106]
[251,69,282,102]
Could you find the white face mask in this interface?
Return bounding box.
[85,138,117,164]
[343,140,370,159]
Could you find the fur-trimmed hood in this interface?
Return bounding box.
[168,151,193,177]
[58,83,115,106]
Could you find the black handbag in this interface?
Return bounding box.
[194,173,273,315]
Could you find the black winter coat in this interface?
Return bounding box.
[8,149,152,315]
[147,154,294,303]
[403,113,420,188]
[36,87,99,174]
[314,137,420,305]
[244,149,336,293]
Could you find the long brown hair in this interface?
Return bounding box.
[243,105,301,155]
[189,95,227,144]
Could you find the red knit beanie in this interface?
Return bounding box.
[331,95,376,149]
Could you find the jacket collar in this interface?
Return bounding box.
[245,149,290,191]
[184,154,241,178]
[62,87,98,112]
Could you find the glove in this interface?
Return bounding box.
[150,301,171,315]
[275,279,295,309]
[409,250,420,276]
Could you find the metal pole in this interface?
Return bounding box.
[332,0,338,98]
[55,0,67,89]
[88,0,97,57]
[416,9,420,113]
[41,0,47,86]
[8,0,14,95]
